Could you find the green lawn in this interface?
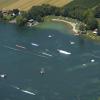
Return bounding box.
[82,31,100,41]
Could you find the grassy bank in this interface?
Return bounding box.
[82,32,100,41]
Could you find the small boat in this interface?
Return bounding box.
[48,35,52,38]
[0,74,7,79]
[16,45,26,49]
[40,68,45,75]
[31,43,39,47]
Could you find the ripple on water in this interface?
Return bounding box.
[66,61,98,72]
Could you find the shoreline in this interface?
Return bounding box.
[51,18,79,35]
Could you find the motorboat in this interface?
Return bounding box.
[31,43,39,47]
[0,74,7,79]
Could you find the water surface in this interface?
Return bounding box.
[0,22,100,100]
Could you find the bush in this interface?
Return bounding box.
[0,11,3,19]
[87,18,98,30]
[16,16,27,26]
[3,15,15,21]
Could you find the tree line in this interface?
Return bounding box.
[0,2,99,31]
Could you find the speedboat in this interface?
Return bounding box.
[91,59,95,63]
[0,74,7,79]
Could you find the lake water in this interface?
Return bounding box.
[0,21,100,100]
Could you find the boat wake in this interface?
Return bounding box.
[11,85,36,96]
[4,45,48,59]
[3,45,21,51]
[21,89,36,96]
[11,85,20,90]
[42,52,53,57]
[57,49,71,55]
[35,54,48,58]
[67,62,98,72]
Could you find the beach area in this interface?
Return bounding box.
[51,18,100,41]
[51,18,79,35]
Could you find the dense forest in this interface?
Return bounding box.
[61,0,100,30]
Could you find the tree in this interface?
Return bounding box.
[97,27,100,35]
[28,6,43,21]
[95,4,100,18]
[83,9,98,30]
[86,18,98,30]
[61,8,68,17]
[54,7,61,16]
[13,9,20,16]
[62,5,86,20]
[0,11,3,19]
[28,4,60,22]
[21,11,28,19]
[79,24,87,32]
[83,9,94,21]
[16,16,27,26]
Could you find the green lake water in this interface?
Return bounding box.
[0,21,100,100]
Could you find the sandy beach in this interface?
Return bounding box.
[52,19,79,35]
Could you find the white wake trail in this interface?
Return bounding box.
[11,85,36,96]
[57,49,71,55]
[21,89,36,95]
[42,52,53,57]
[3,45,48,58]
[3,45,21,51]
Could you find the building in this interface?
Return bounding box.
[93,29,98,34]
[27,19,38,27]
